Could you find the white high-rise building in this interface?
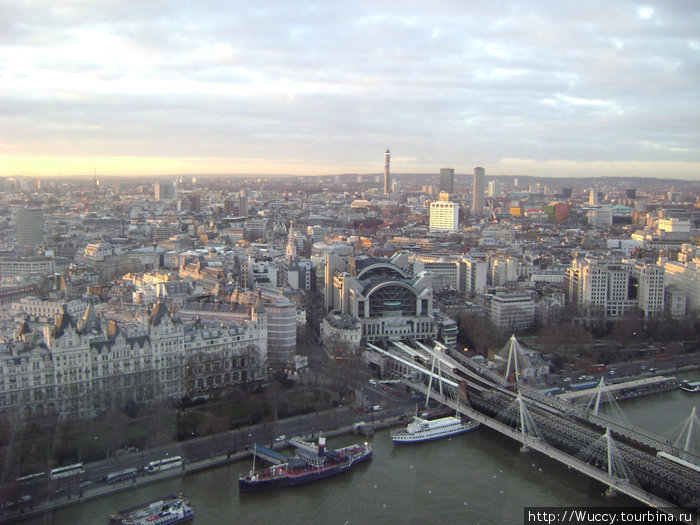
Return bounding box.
[429,201,459,232]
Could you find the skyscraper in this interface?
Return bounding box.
[439,168,454,194]
[16,208,44,248]
[487,180,502,198]
[472,167,485,217]
[384,148,391,196]
[155,180,176,201]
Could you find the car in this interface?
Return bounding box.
[381,385,388,391]
[641,365,647,370]
[274,435,286,442]
[608,370,616,375]
[369,379,377,385]
[649,367,656,373]
[563,377,572,382]
[79,480,93,488]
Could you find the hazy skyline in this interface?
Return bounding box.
[1,1,699,179]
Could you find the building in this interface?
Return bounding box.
[472,167,485,217]
[409,254,461,292]
[484,292,535,332]
[462,255,488,296]
[188,194,201,213]
[384,148,392,196]
[321,311,362,356]
[429,201,459,233]
[564,257,665,318]
[439,168,454,194]
[287,260,313,291]
[661,247,700,313]
[328,255,440,344]
[155,180,176,200]
[664,285,687,318]
[183,317,266,393]
[16,208,44,248]
[587,207,613,227]
[0,256,55,280]
[11,297,87,322]
[434,311,458,348]
[0,284,38,306]
[487,180,502,198]
[0,300,268,420]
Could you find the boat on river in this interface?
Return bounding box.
[239,436,372,492]
[391,415,480,444]
[680,380,700,393]
[108,493,193,525]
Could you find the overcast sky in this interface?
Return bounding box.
[1,1,698,179]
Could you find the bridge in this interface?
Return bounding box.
[367,339,700,518]
[249,444,287,465]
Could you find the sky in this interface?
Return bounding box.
[1,1,699,179]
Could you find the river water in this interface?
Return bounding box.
[22,378,699,525]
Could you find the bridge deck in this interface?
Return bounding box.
[250,444,286,465]
[409,383,683,514]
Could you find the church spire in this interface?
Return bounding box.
[286,220,297,264]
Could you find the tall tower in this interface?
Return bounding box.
[383,148,391,196]
[440,168,455,194]
[286,221,297,264]
[472,167,485,217]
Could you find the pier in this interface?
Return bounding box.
[557,376,678,404]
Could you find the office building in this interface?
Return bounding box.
[487,180,502,198]
[155,180,177,201]
[429,201,459,233]
[16,208,44,248]
[564,257,665,318]
[439,168,454,194]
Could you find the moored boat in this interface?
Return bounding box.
[108,493,193,525]
[239,436,372,492]
[391,415,480,444]
[680,380,700,393]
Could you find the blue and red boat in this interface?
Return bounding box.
[238,436,372,492]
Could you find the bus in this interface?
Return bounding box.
[15,472,46,485]
[589,364,606,373]
[104,468,138,484]
[49,463,85,480]
[144,456,183,473]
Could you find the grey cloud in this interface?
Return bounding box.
[1,0,698,175]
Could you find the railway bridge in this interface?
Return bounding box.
[367,340,699,517]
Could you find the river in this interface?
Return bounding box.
[21,377,699,525]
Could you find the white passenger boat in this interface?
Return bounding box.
[391,415,480,444]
